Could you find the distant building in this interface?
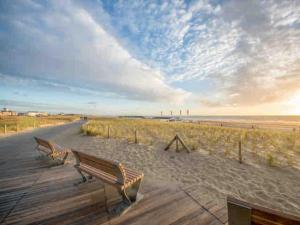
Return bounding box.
[25,111,48,117]
[0,108,17,116]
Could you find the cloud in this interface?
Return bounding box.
[0,0,299,111]
[101,0,300,107]
[0,0,189,103]
[217,0,300,106]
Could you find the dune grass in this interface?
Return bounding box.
[0,115,79,133]
[81,118,300,168]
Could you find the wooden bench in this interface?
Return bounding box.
[227,196,300,225]
[72,150,144,215]
[34,137,69,164]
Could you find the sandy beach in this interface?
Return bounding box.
[56,127,300,217]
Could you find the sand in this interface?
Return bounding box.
[55,127,300,217]
[3,119,293,218]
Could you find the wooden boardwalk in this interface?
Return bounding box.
[0,133,228,225]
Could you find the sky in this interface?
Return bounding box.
[0,0,300,116]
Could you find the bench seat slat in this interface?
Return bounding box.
[52,143,68,153]
[34,137,69,164]
[78,164,121,186]
[37,146,52,154]
[79,156,117,170]
[78,163,143,187]
[79,159,120,176]
[76,152,119,167]
[124,168,143,183]
[72,150,143,192]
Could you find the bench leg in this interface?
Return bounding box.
[48,152,55,160]
[124,179,142,202]
[74,166,87,183]
[119,189,132,205]
[104,187,131,216]
[35,145,44,157]
[61,152,69,164]
[107,180,143,216]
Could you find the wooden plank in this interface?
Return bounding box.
[228,196,300,225]
[0,135,226,225]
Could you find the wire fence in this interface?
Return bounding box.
[81,119,300,168]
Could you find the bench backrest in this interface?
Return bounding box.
[72,150,127,184]
[227,196,300,225]
[34,137,54,152]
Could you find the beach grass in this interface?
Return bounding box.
[0,115,79,133]
[81,118,300,168]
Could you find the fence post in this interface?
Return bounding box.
[176,135,179,152]
[4,124,6,134]
[107,125,110,138]
[134,129,138,144]
[238,137,242,164]
[16,124,19,132]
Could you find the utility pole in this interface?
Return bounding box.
[170,110,173,116]
[180,110,182,116]
[187,109,189,116]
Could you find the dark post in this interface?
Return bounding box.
[107,125,110,138]
[238,138,242,164]
[176,136,179,152]
[134,129,138,144]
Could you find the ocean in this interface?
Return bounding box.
[180,115,300,124]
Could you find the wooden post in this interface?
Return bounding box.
[238,138,242,164]
[134,129,138,144]
[176,137,179,152]
[4,124,6,134]
[107,126,110,138]
[165,136,177,151]
[165,134,191,153]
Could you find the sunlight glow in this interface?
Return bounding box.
[287,91,300,114]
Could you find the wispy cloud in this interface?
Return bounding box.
[102,0,300,107]
[0,0,299,114]
[0,0,189,104]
